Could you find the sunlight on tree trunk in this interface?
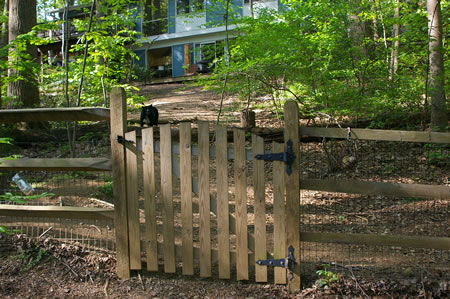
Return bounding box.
[0,0,8,108]
[427,0,447,131]
[389,0,400,81]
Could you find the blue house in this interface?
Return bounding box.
[134,0,281,78]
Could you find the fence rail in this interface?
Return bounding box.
[0,158,112,171]
[0,204,113,220]
[0,107,110,123]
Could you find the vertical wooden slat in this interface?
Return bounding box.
[180,122,194,275]
[273,142,286,284]
[284,101,301,292]
[216,125,230,279]
[109,87,130,279]
[142,127,158,271]
[125,130,141,270]
[233,128,248,280]
[253,134,267,282]
[198,121,211,277]
[160,124,176,273]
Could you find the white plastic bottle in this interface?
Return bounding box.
[12,173,34,195]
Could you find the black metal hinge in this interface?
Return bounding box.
[256,245,297,278]
[117,135,135,145]
[254,139,296,175]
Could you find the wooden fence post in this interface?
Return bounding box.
[284,100,301,292]
[110,87,130,279]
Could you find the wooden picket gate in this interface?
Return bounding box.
[109,88,301,291]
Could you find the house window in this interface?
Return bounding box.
[195,40,225,64]
[176,0,204,14]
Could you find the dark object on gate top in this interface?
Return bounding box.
[140,104,159,127]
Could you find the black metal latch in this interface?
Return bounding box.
[254,139,296,175]
[117,135,135,145]
[256,245,297,274]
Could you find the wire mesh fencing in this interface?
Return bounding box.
[299,138,449,280]
[0,170,114,251]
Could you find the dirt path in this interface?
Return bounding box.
[133,83,236,124]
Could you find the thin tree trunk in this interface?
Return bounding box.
[389,0,400,81]
[62,1,75,157]
[427,0,447,130]
[216,0,231,126]
[76,0,96,107]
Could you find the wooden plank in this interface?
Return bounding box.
[180,122,194,275]
[0,205,113,220]
[302,179,450,199]
[302,232,450,250]
[284,100,301,292]
[125,130,141,270]
[198,121,211,277]
[272,142,286,284]
[216,125,230,279]
[234,127,249,280]
[109,87,130,279]
[0,158,111,171]
[253,134,267,282]
[160,124,176,273]
[0,107,110,123]
[300,127,450,144]
[142,127,158,271]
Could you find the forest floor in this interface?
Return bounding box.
[1,234,447,298]
[1,82,449,298]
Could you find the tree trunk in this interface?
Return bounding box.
[0,0,9,108]
[7,0,39,108]
[427,0,447,131]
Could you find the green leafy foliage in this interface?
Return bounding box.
[423,143,449,166]
[0,0,148,110]
[0,192,55,205]
[20,246,50,270]
[315,264,341,287]
[97,181,113,198]
[200,0,449,128]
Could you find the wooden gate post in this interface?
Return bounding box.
[284,100,301,292]
[110,87,130,279]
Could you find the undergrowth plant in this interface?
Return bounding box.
[315,264,341,288]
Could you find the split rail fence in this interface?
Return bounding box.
[1,87,449,293]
